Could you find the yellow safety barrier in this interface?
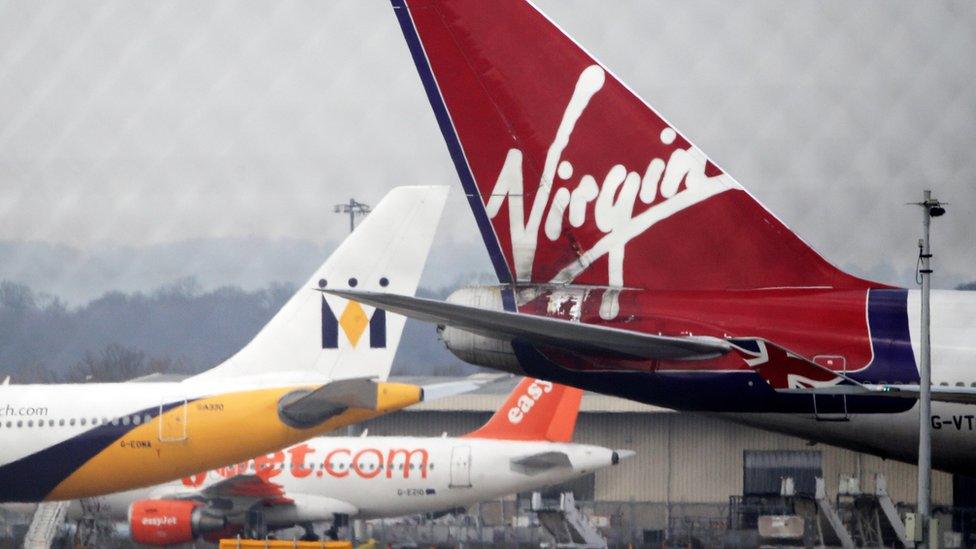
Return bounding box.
[218,539,353,549]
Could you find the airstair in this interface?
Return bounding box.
[836,474,914,548]
[874,474,913,547]
[531,491,607,549]
[815,477,855,549]
[22,501,68,549]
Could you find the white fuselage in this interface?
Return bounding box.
[75,436,622,526]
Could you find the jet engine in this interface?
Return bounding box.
[128,499,226,546]
[437,286,522,374]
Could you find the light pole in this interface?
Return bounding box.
[333,198,371,234]
[912,189,946,547]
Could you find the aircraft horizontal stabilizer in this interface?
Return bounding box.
[321,290,730,361]
[279,377,381,427]
[278,378,425,428]
[278,375,489,428]
[420,375,504,402]
[511,451,572,473]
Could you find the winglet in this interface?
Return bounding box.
[465,378,583,442]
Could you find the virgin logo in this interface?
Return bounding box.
[485,65,737,319]
[507,380,553,424]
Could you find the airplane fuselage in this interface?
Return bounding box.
[443,286,976,473]
[73,436,621,527]
[0,378,423,502]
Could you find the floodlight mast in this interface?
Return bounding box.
[331,198,370,545]
[912,189,946,547]
[333,198,371,233]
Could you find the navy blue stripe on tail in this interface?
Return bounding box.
[389,0,516,311]
[857,288,919,384]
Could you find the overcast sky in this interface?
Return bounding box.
[0,0,973,292]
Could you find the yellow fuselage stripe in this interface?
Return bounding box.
[47,382,422,500]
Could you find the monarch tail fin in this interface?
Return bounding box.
[190,186,450,384]
[465,377,583,442]
[392,0,880,293]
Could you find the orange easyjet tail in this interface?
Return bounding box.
[465,378,583,442]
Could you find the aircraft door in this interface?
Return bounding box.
[158,397,188,442]
[812,355,848,421]
[449,446,472,488]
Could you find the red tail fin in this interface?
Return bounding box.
[466,378,583,442]
[392,0,879,293]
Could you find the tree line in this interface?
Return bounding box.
[0,279,475,383]
[1,279,972,383]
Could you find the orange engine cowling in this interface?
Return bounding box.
[128,499,226,546]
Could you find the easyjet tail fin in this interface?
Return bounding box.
[466,378,583,442]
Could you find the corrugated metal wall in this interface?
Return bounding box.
[354,411,953,505]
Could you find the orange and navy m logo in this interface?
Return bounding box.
[321,296,386,349]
